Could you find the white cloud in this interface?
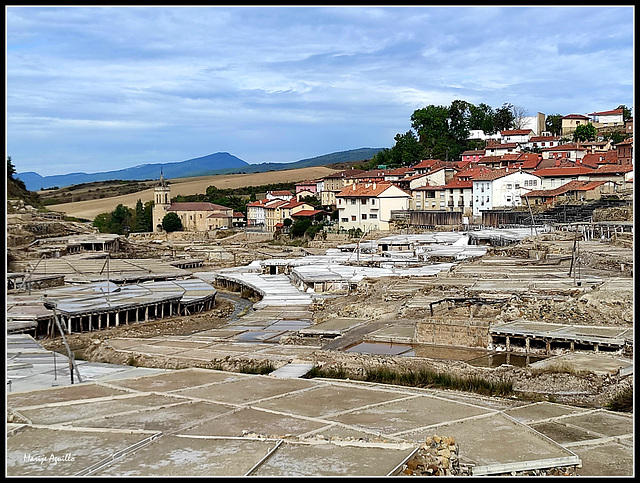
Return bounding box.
[6,6,634,176]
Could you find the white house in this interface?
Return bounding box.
[336,182,411,232]
[500,129,533,144]
[588,109,624,128]
[246,199,268,228]
[472,169,543,217]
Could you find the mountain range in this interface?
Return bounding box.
[16,148,383,191]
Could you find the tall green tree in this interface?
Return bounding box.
[573,123,597,142]
[411,104,450,159]
[469,103,495,134]
[616,105,632,121]
[7,156,16,179]
[389,131,425,167]
[132,199,152,232]
[545,114,563,136]
[493,103,515,132]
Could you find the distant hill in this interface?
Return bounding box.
[16,152,248,191]
[16,148,384,191]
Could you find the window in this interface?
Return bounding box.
[371,199,375,205]
[341,218,348,223]
[369,213,377,219]
[361,214,367,220]
[351,215,356,221]
[361,199,367,204]
[351,199,356,205]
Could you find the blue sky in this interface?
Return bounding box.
[6,6,634,177]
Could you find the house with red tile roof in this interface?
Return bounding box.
[500,129,533,144]
[441,178,474,216]
[263,199,289,232]
[484,142,520,157]
[266,190,295,201]
[232,211,246,227]
[531,165,596,190]
[409,185,446,211]
[460,149,485,163]
[525,135,560,151]
[541,143,588,161]
[471,168,543,217]
[410,159,442,174]
[336,182,411,232]
[247,199,269,227]
[615,137,633,165]
[523,180,616,206]
[588,109,624,128]
[295,180,318,195]
[320,168,367,208]
[561,114,590,135]
[587,164,634,190]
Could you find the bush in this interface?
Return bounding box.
[605,387,633,413]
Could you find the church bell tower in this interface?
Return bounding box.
[152,169,171,232]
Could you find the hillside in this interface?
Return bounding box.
[50,165,341,221]
[17,152,248,191]
[17,148,383,191]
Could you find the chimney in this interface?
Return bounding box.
[373,182,376,190]
[352,184,356,191]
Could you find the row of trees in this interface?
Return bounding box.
[93,200,153,234]
[365,101,632,170]
[366,101,521,169]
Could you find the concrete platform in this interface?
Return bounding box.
[8,367,632,476]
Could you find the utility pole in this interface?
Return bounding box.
[43,299,82,384]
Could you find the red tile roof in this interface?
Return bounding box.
[588,109,623,116]
[524,180,608,198]
[532,166,595,177]
[411,159,442,169]
[562,114,590,119]
[542,143,587,152]
[443,178,473,189]
[336,182,409,198]
[169,202,231,212]
[591,165,633,174]
[290,209,326,217]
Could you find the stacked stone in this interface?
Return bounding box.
[402,435,461,476]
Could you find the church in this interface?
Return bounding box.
[152,171,233,232]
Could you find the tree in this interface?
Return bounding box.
[7,156,16,179]
[411,104,451,159]
[510,104,529,130]
[545,114,563,136]
[573,123,597,142]
[132,199,152,232]
[389,131,425,167]
[493,103,515,132]
[616,105,632,122]
[469,103,495,134]
[162,212,183,232]
[290,218,312,238]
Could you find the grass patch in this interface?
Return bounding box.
[304,365,513,398]
[238,362,276,375]
[605,387,633,413]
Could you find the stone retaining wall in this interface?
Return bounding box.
[415,318,491,348]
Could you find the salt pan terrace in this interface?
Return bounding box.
[200,231,525,301]
[7,278,217,337]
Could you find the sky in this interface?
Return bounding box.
[6,5,635,177]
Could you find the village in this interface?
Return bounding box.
[6,109,634,477]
